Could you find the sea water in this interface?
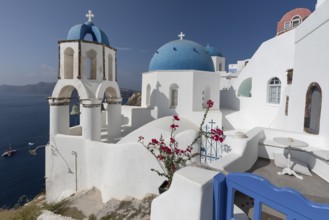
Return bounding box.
[0,93,49,208]
[0,92,129,207]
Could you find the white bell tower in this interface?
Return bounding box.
[48,10,122,141]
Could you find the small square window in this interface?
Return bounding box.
[287,69,293,85]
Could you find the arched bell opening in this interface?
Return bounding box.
[52,85,82,136]
[102,86,121,140]
[69,89,81,128]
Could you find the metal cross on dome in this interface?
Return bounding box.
[86,10,94,22]
[178,32,185,40]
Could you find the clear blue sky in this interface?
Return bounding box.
[0,0,316,90]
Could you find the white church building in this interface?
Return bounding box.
[45,1,329,218]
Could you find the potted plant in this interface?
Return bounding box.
[138,100,224,193]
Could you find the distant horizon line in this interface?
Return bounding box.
[0,81,140,92]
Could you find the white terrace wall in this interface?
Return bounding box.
[46,134,164,203]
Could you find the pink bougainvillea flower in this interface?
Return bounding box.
[139,96,217,187]
[157,155,164,160]
[211,135,219,142]
[207,100,214,108]
[160,146,172,154]
[211,128,224,143]
[211,128,223,136]
[170,124,179,129]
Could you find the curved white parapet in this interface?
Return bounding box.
[151,166,248,220]
[118,115,199,144]
[209,127,264,173]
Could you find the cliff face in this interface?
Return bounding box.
[127,92,141,106]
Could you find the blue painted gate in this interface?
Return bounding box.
[213,173,329,220]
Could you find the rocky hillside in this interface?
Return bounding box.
[127,92,141,106]
[0,189,156,220]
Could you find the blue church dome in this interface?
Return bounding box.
[67,21,110,46]
[205,45,223,57]
[149,39,215,72]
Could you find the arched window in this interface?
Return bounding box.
[146,84,151,107]
[268,77,281,104]
[64,47,74,79]
[86,49,97,80]
[304,83,322,134]
[238,78,252,97]
[108,55,113,81]
[292,15,301,27]
[170,84,179,108]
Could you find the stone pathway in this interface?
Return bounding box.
[38,188,156,220]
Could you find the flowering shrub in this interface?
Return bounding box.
[138,100,224,187]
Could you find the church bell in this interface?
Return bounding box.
[70,103,80,115]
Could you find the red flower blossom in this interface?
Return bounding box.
[207,100,214,108]
[170,124,179,129]
[211,135,223,142]
[161,146,172,154]
[211,128,224,143]
[157,155,164,160]
[138,96,215,187]
[211,128,223,136]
